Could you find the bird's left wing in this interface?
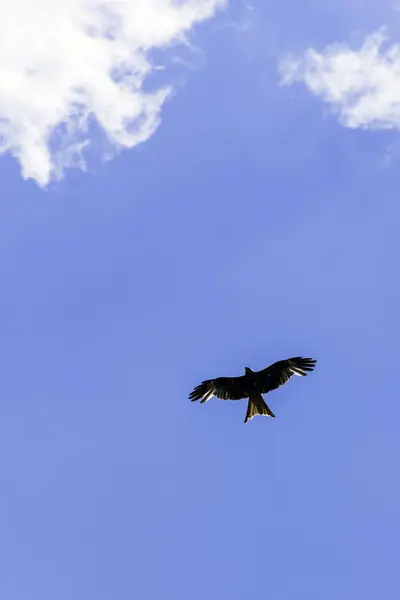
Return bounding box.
[255,357,317,394]
[189,375,249,403]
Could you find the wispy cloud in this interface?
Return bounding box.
[280,28,400,132]
[0,0,225,186]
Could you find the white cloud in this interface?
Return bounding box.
[280,28,400,132]
[0,0,225,186]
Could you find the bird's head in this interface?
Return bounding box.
[244,367,254,375]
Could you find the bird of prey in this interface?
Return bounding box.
[189,357,317,423]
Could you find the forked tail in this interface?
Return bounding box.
[244,394,275,423]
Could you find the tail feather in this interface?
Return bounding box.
[244,394,275,424]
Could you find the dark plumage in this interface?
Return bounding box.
[189,356,317,423]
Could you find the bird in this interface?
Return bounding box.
[189,356,317,423]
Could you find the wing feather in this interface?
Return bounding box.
[255,357,317,394]
[189,375,249,403]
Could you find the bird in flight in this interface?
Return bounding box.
[189,356,317,423]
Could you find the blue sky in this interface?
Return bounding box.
[0,1,399,599]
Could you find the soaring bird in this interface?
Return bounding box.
[189,356,317,423]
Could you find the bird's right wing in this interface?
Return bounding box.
[189,375,249,403]
[255,357,317,394]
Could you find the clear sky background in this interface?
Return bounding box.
[0,1,399,599]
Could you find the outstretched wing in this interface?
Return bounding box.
[189,375,249,403]
[255,357,317,394]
